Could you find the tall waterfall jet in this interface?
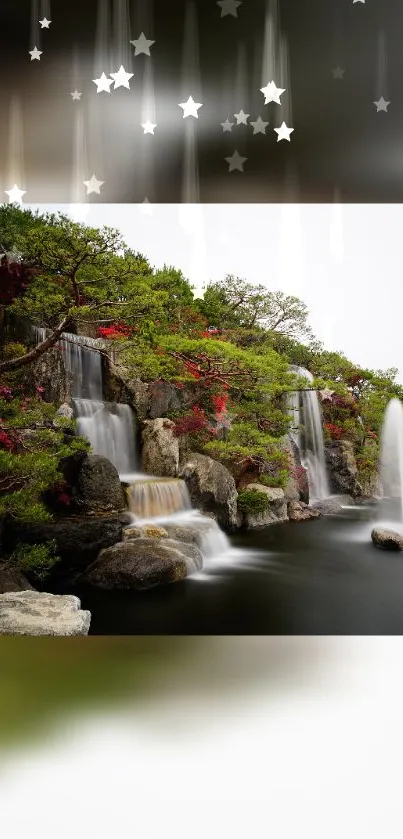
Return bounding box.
[379,398,403,523]
[288,366,330,502]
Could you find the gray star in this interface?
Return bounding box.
[332,66,345,79]
[71,90,82,101]
[29,46,42,61]
[374,96,390,112]
[130,32,155,56]
[234,109,249,125]
[217,0,242,17]
[221,119,234,132]
[250,116,269,135]
[225,150,247,172]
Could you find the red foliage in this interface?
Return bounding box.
[0,258,33,305]
[0,429,14,450]
[325,422,344,440]
[0,386,13,402]
[211,392,229,418]
[98,322,133,340]
[173,405,215,438]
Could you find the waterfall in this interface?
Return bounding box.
[379,398,403,523]
[288,365,330,502]
[127,478,192,520]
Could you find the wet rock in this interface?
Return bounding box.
[312,495,355,515]
[371,528,403,551]
[74,454,126,512]
[0,591,91,636]
[325,441,363,498]
[180,453,238,529]
[159,520,218,550]
[287,501,322,522]
[141,418,180,477]
[0,561,36,594]
[81,538,188,590]
[239,484,288,529]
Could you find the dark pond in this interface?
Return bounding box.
[73,511,403,635]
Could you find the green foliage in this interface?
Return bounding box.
[259,470,288,489]
[10,541,60,582]
[237,490,269,514]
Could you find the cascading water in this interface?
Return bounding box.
[34,326,233,574]
[288,365,330,502]
[379,398,403,524]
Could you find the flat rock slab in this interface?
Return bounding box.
[0,591,91,636]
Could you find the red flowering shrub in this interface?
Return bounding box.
[325,422,344,440]
[173,405,216,438]
[0,386,13,401]
[0,429,14,450]
[98,322,133,340]
[0,259,32,305]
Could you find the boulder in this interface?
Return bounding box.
[239,484,288,529]
[141,418,180,477]
[371,528,403,551]
[0,591,91,636]
[159,520,218,551]
[32,345,72,405]
[325,440,363,498]
[3,515,123,571]
[287,501,322,522]
[0,561,36,594]
[73,454,126,512]
[312,495,354,515]
[81,539,189,590]
[180,453,238,529]
[55,402,74,420]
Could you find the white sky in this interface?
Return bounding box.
[29,202,403,383]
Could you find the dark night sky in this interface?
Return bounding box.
[0,0,403,202]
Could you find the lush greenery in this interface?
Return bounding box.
[1,201,403,561]
[237,490,270,514]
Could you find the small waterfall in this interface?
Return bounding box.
[288,365,330,502]
[379,398,403,523]
[127,478,192,520]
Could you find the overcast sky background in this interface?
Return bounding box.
[29,202,403,383]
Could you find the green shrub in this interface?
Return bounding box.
[237,489,269,514]
[10,540,60,582]
[260,470,288,489]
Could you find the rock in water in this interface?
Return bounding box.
[0,592,91,636]
[371,528,403,551]
[180,453,238,529]
[287,501,322,522]
[74,454,126,512]
[239,485,288,529]
[81,538,189,590]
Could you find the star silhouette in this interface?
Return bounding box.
[374,96,390,112]
[332,66,345,79]
[225,150,247,171]
[93,73,113,93]
[39,17,51,28]
[274,121,294,142]
[130,33,155,56]
[319,389,334,402]
[141,121,157,134]
[29,47,42,61]
[179,96,203,118]
[217,0,242,17]
[5,184,26,204]
[221,119,234,132]
[250,116,269,134]
[260,80,286,104]
[83,175,104,195]
[234,109,249,125]
[71,90,82,101]
[110,65,134,90]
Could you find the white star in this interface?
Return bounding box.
[217,0,242,17]
[29,46,42,61]
[332,66,345,79]
[250,116,269,135]
[5,184,26,204]
[110,65,134,90]
[83,175,104,195]
[39,17,51,28]
[260,80,286,104]
[225,150,247,172]
[353,0,365,4]
[179,96,203,118]
[234,109,249,125]
[130,32,155,56]
[70,90,82,101]
[374,96,390,112]
[319,389,334,402]
[274,121,294,142]
[141,121,157,134]
[221,119,234,132]
[92,73,113,93]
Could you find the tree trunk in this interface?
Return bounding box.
[0,317,71,375]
